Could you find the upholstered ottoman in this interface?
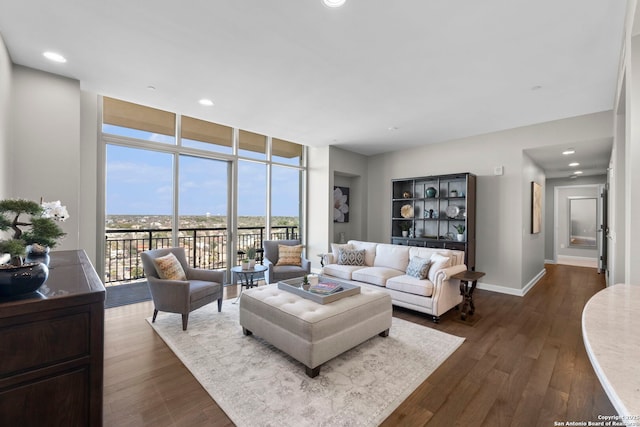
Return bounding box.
[239,285,392,377]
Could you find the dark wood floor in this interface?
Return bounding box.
[103,264,616,426]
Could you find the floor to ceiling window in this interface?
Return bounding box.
[100,96,306,286]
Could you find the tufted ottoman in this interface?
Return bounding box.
[239,285,392,377]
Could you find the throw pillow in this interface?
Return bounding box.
[406,256,431,279]
[153,252,187,281]
[276,244,303,266]
[331,243,353,260]
[338,248,366,266]
[428,253,451,283]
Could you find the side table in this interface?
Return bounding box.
[231,264,268,303]
[452,270,485,321]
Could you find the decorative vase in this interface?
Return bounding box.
[425,187,437,198]
[0,262,49,297]
[402,230,408,237]
[241,260,250,270]
[25,245,51,266]
[450,190,458,197]
[457,234,465,242]
[249,259,256,269]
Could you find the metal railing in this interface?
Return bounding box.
[104,226,298,284]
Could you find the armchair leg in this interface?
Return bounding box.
[152,309,158,323]
[182,314,189,331]
[218,298,222,312]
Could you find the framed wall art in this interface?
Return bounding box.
[531,181,542,234]
[333,186,350,223]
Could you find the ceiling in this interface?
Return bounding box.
[0,0,628,176]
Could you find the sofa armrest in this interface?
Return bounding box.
[432,264,468,285]
[322,253,336,265]
[185,267,225,284]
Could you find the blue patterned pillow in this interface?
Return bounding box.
[406,256,431,279]
[338,248,366,266]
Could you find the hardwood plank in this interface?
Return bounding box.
[104,265,618,426]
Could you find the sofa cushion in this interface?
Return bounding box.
[331,243,353,260]
[428,253,451,283]
[153,253,187,281]
[337,248,366,266]
[386,275,435,297]
[406,256,431,279]
[352,266,403,287]
[276,244,303,266]
[373,244,410,271]
[321,264,363,280]
[348,241,377,266]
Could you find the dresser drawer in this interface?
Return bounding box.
[0,312,89,376]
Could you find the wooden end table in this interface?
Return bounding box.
[452,270,485,321]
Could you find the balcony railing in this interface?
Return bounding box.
[105,226,298,284]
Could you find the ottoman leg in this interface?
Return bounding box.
[379,329,390,337]
[306,366,320,378]
[242,327,252,336]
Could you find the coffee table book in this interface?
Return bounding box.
[278,276,360,304]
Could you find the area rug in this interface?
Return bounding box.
[147,300,464,427]
[105,281,151,308]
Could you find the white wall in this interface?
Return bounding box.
[307,145,331,271]
[330,147,368,244]
[521,153,546,289]
[627,33,640,283]
[0,34,12,199]
[10,65,81,251]
[79,91,99,264]
[367,111,613,292]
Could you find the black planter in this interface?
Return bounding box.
[0,262,49,297]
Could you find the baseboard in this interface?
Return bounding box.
[476,268,546,297]
[545,259,555,264]
[556,255,598,268]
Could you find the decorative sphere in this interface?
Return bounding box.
[425,187,437,198]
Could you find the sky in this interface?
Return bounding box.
[105,126,300,216]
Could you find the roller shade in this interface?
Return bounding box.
[181,116,232,147]
[239,129,266,154]
[103,97,175,136]
[272,138,303,159]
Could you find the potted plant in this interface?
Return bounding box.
[0,198,68,297]
[453,224,465,242]
[399,221,411,237]
[246,246,257,268]
[0,199,67,266]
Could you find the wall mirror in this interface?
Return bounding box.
[569,197,597,248]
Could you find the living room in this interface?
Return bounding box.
[1,1,639,426]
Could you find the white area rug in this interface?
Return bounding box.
[147,300,464,427]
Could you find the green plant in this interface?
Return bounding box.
[0,199,67,265]
[453,224,465,234]
[399,221,412,231]
[246,246,257,260]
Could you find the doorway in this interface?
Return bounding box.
[553,184,603,268]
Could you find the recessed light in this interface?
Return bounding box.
[199,99,214,106]
[562,149,575,155]
[147,86,156,91]
[323,0,346,7]
[569,162,580,167]
[569,175,577,179]
[531,85,542,91]
[43,51,67,63]
[574,171,583,175]
[388,126,399,131]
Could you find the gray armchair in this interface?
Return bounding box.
[263,239,311,284]
[141,247,225,330]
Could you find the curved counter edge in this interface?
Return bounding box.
[582,283,640,419]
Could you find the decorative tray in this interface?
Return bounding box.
[278,276,360,304]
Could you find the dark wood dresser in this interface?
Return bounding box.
[0,250,105,426]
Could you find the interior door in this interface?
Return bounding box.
[598,185,608,275]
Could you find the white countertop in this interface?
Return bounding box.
[582,283,640,419]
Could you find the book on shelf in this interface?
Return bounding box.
[309,281,343,295]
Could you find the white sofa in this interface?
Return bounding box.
[320,240,467,322]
